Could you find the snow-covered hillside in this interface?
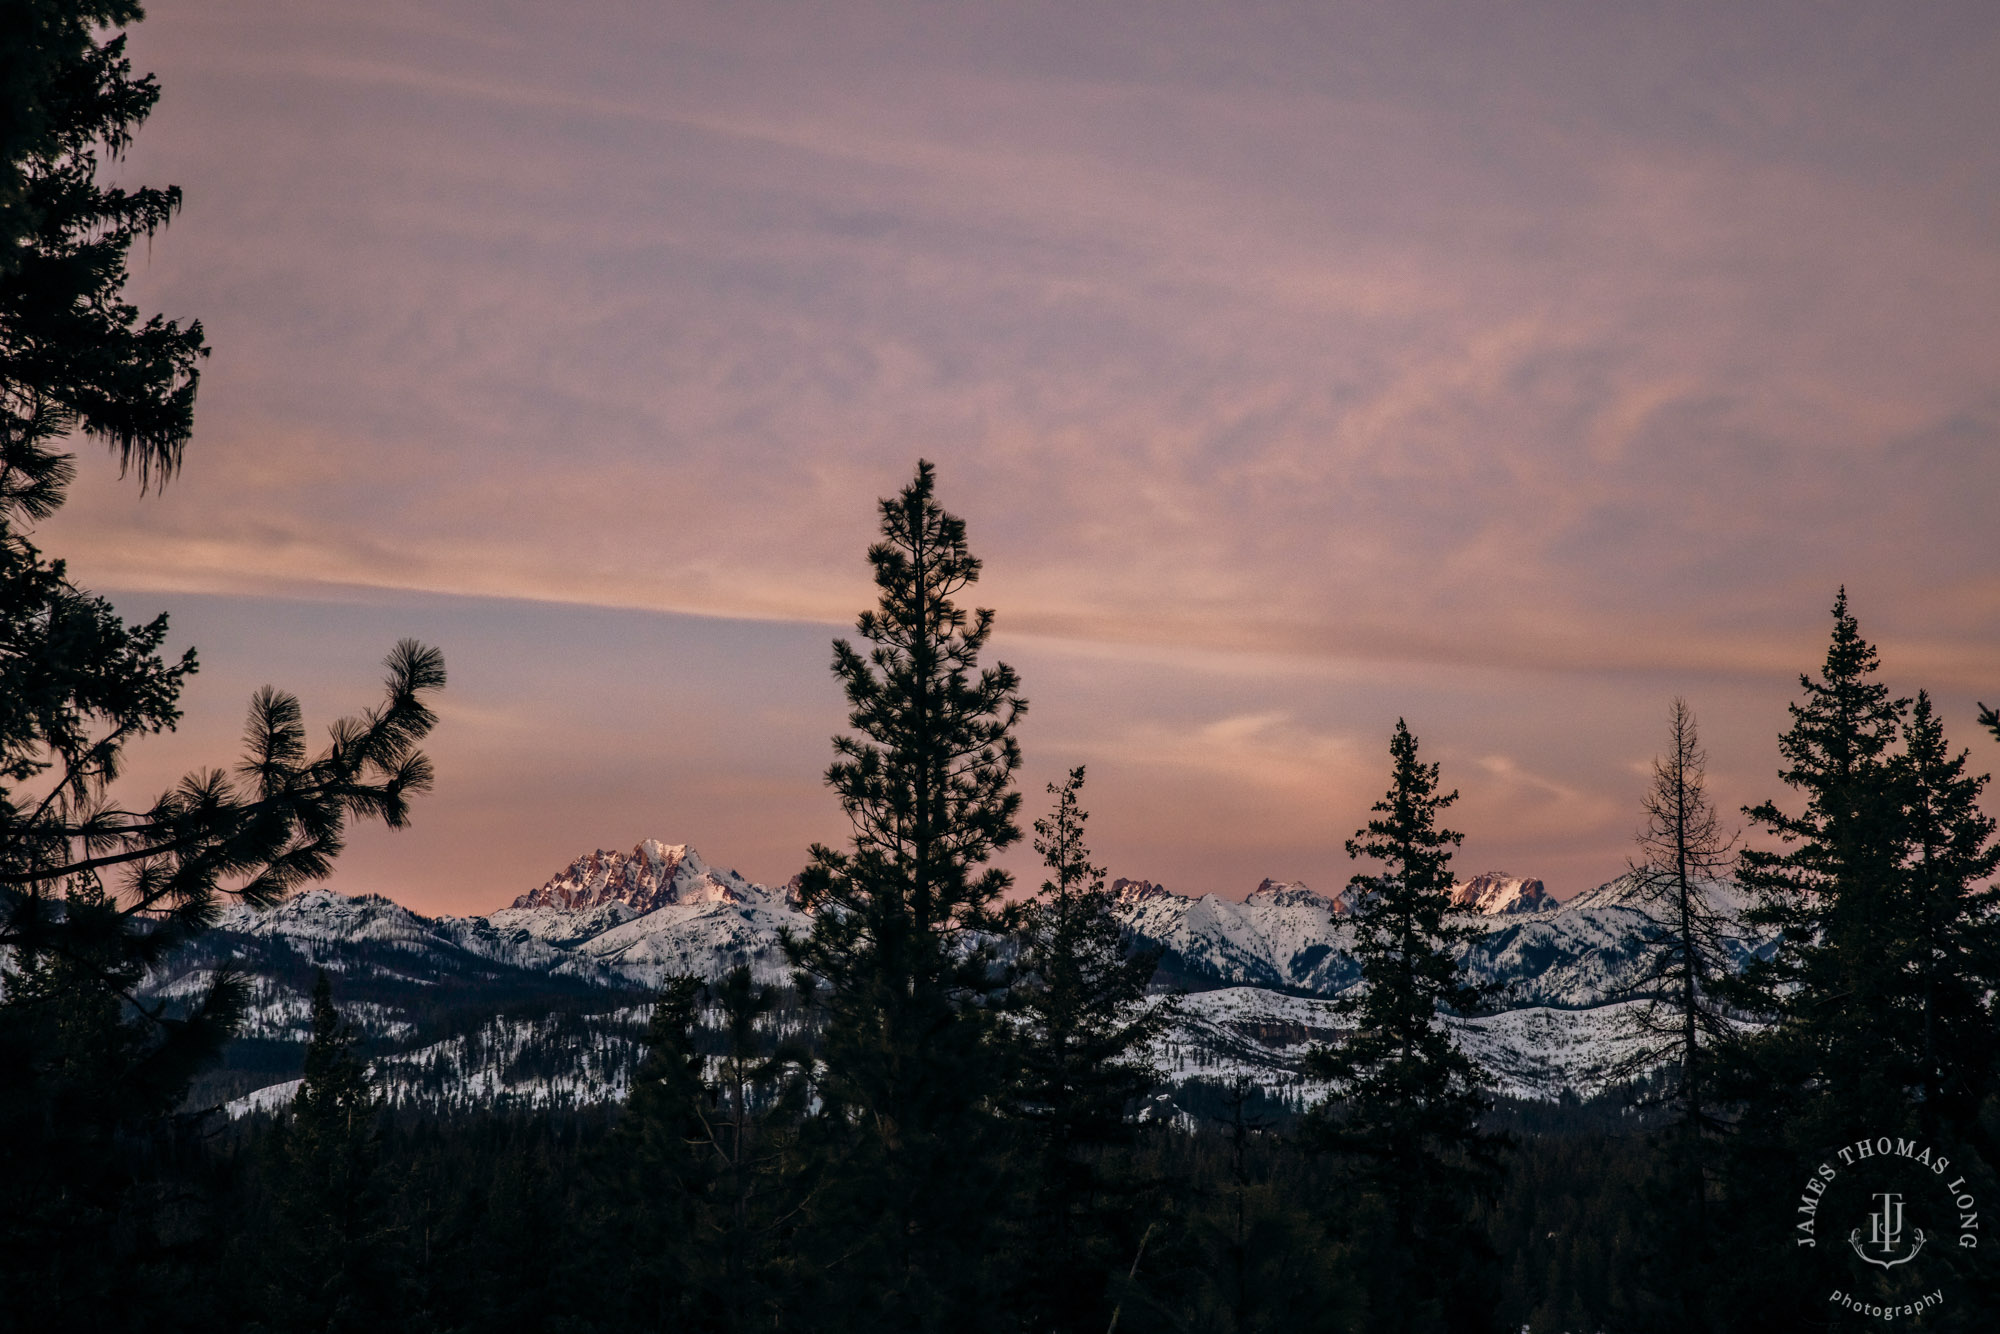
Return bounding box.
[1115,877,1356,993]
[1118,868,1768,1009]
[1148,988,1658,1105]
[1452,872,1550,915]
[218,986,1667,1119]
[510,890,810,987]
[162,839,1764,1118]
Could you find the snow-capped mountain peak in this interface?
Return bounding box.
[156,832,1780,1119]
[511,840,757,913]
[1112,877,1173,904]
[1246,878,1336,911]
[1451,872,1550,916]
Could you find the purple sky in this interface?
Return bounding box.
[44,1,2000,915]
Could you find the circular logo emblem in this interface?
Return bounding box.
[1795,1135,1976,1321]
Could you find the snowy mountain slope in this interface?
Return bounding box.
[483,900,638,947]
[1115,877,1358,993]
[1146,987,1656,1105]
[219,984,1664,1119]
[559,890,810,986]
[205,888,621,982]
[142,889,650,1107]
[1452,872,1550,915]
[224,1006,656,1118]
[182,839,1769,1117]
[485,847,810,986]
[1461,871,1770,1007]
[1116,869,1769,1009]
[1451,1003,1655,1103]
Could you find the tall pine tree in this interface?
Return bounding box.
[1892,692,2000,1149]
[785,460,1026,1334]
[1728,590,1913,1136]
[1715,594,2000,1327]
[1008,767,1172,1334]
[1304,719,1500,1334]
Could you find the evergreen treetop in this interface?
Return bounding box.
[1312,718,1489,1138]
[1891,690,2000,1142]
[1304,718,1500,1334]
[1737,588,1908,946]
[797,457,1025,941]
[1332,717,1486,1025]
[1013,766,1167,1145]
[0,0,207,516]
[787,457,1027,1068]
[1729,590,1916,1127]
[783,459,1026,1334]
[1009,767,1171,1333]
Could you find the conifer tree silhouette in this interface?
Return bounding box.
[0,8,444,1327]
[1303,719,1500,1334]
[786,460,1025,1334]
[1009,767,1171,1333]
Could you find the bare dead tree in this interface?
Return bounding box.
[1618,697,1737,1138]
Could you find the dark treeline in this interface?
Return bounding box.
[6,7,2000,1334]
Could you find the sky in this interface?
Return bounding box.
[40,0,2000,915]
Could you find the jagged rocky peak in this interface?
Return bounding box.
[1451,872,1550,916]
[1112,877,1173,903]
[510,839,756,913]
[1247,877,1335,910]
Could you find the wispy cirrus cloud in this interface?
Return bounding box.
[48,0,2000,908]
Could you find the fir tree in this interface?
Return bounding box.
[1009,767,1172,1333]
[1303,718,1500,1334]
[786,459,1026,1334]
[259,971,394,1334]
[1711,595,2000,1326]
[1892,691,2000,1147]
[0,0,206,518]
[1727,589,1913,1134]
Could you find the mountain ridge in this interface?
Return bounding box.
[143,836,1768,1116]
